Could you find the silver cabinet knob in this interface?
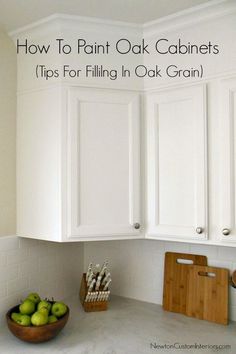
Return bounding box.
[222,228,230,236]
[134,223,140,229]
[196,227,203,234]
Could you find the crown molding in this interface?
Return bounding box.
[8,0,236,39]
[143,0,236,37]
[8,13,141,39]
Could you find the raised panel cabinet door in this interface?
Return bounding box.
[146,85,208,241]
[67,88,141,239]
[219,78,236,242]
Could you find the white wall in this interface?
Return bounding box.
[0,29,16,236]
[84,240,236,321]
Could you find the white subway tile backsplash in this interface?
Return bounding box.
[0,283,7,298]
[151,240,165,254]
[165,242,190,253]
[39,255,58,270]
[189,244,219,259]
[232,263,236,273]
[0,236,84,323]
[0,236,19,251]
[19,237,39,249]
[0,265,18,282]
[0,294,22,316]
[84,239,236,321]
[28,277,41,294]
[208,259,233,270]
[39,280,59,299]
[18,257,39,277]
[0,252,7,267]
[218,247,236,262]
[0,235,236,323]
[230,306,236,322]
[7,248,29,265]
[141,239,165,256]
[7,276,29,296]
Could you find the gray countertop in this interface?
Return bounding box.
[1,295,236,354]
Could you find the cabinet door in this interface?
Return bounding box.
[146,85,207,241]
[219,78,236,242]
[67,88,141,239]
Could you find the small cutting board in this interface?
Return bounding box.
[186,265,229,325]
[163,252,207,314]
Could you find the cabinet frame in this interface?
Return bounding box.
[146,84,208,242]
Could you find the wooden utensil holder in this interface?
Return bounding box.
[79,273,108,312]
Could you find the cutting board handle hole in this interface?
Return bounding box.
[176,259,194,265]
[198,271,216,278]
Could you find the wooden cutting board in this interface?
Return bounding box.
[186,265,229,325]
[163,252,207,314]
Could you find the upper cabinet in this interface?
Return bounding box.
[16,75,236,246]
[219,78,236,243]
[17,87,142,242]
[67,88,141,239]
[146,85,208,241]
[14,13,236,245]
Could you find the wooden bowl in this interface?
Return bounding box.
[6,305,69,343]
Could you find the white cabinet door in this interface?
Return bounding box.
[219,78,236,242]
[67,88,141,239]
[146,85,208,241]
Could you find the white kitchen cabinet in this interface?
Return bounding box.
[67,88,141,239]
[13,11,236,246]
[17,87,141,241]
[146,85,208,241]
[219,78,236,243]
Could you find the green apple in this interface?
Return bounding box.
[38,307,49,315]
[37,300,51,312]
[19,299,35,315]
[31,311,48,326]
[11,312,22,323]
[18,315,31,326]
[26,292,41,304]
[12,313,31,326]
[48,315,58,324]
[51,302,67,318]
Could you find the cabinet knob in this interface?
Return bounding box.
[196,227,203,234]
[134,223,140,230]
[222,228,230,236]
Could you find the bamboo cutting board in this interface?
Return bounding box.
[163,252,207,314]
[186,265,229,325]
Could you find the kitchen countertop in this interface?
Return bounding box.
[1,295,236,354]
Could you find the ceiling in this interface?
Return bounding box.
[0,0,211,32]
